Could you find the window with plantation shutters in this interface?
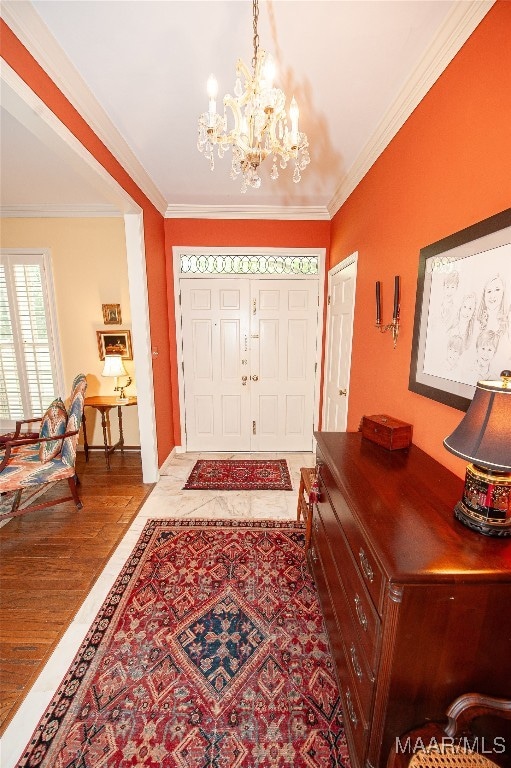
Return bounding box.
[0,251,63,430]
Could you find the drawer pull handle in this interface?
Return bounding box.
[345,688,358,727]
[354,594,368,631]
[359,548,374,583]
[350,644,363,680]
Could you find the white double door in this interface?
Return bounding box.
[181,278,318,452]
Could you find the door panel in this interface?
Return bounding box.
[288,319,307,378]
[285,395,305,434]
[192,320,213,378]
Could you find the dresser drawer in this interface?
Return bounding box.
[318,458,386,613]
[315,493,381,674]
[313,510,375,723]
[310,526,369,768]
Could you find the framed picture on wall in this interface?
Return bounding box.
[102,303,122,324]
[409,208,511,411]
[97,330,133,360]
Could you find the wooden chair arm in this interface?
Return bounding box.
[0,430,79,473]
[0,443,13,472]
[12,417,42,438]
[445,693,511,737]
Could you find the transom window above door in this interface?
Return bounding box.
[180,253,319,276]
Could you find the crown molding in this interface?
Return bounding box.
[1,0,167,216]
[0,204,123,218]
[327,0,495,218]
[165,204,330,220]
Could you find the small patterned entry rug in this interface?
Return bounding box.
[17,520,349,768]
[183,459,293,491]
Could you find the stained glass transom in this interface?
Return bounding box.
[180,254,319,275]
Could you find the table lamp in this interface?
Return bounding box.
[443,370,511,537]
[101,355,132,403]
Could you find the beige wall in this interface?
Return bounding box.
[1,217,140,447]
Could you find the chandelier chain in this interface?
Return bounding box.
[252,0,260,72]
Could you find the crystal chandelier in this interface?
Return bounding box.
[197,0,310,193]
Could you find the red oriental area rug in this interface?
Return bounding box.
[183,459,293,491]
[17,520,350,768]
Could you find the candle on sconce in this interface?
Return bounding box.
[376,281,382,325]
[393,275,400,322]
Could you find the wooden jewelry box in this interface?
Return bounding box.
[360,414,412,450]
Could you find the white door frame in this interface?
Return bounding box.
[322,252,358,431]
[173,246,326,452]
[124,214,159,482]
[1,63,159,483]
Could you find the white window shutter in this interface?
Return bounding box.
[0,252,62,429]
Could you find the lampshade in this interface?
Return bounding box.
[102,355,127,378]
[443,375,511,471]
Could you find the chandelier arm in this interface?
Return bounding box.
[236,59,252,87]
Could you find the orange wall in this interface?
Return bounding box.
[330,0,511,478]
[1,20,174,466]
[164,219,330,444]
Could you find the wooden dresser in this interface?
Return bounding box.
[310,432,511,768]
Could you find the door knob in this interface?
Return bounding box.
[242,376,248,386]
[251,375,259,381]
[339,388,347,396]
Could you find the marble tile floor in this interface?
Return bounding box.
[1,450,314,767]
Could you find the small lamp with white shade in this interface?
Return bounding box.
[101,355,132,403]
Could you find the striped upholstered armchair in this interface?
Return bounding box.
[0,374,87,520]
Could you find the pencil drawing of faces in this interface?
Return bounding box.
[460,294,476,320]
[443,271,459,298]
[476,331,497,365]
[484,275,504,313]
[446,335,463,369]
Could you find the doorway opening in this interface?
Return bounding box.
[174,247,326,452]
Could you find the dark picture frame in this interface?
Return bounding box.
[409,209,511,411]
[97,330,133,360]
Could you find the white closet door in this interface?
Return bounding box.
[323,260,357,432]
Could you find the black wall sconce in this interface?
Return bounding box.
[375,276,400,348]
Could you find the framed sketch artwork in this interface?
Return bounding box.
[409,209,511,411]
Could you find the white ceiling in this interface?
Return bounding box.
[0,0,493,219]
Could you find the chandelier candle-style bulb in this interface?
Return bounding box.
[263,55,275,89]
[289,97,299,146]
[207,74,218,127]
[197,0,310,191]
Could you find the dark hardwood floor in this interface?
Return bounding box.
[0,450,154,735]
